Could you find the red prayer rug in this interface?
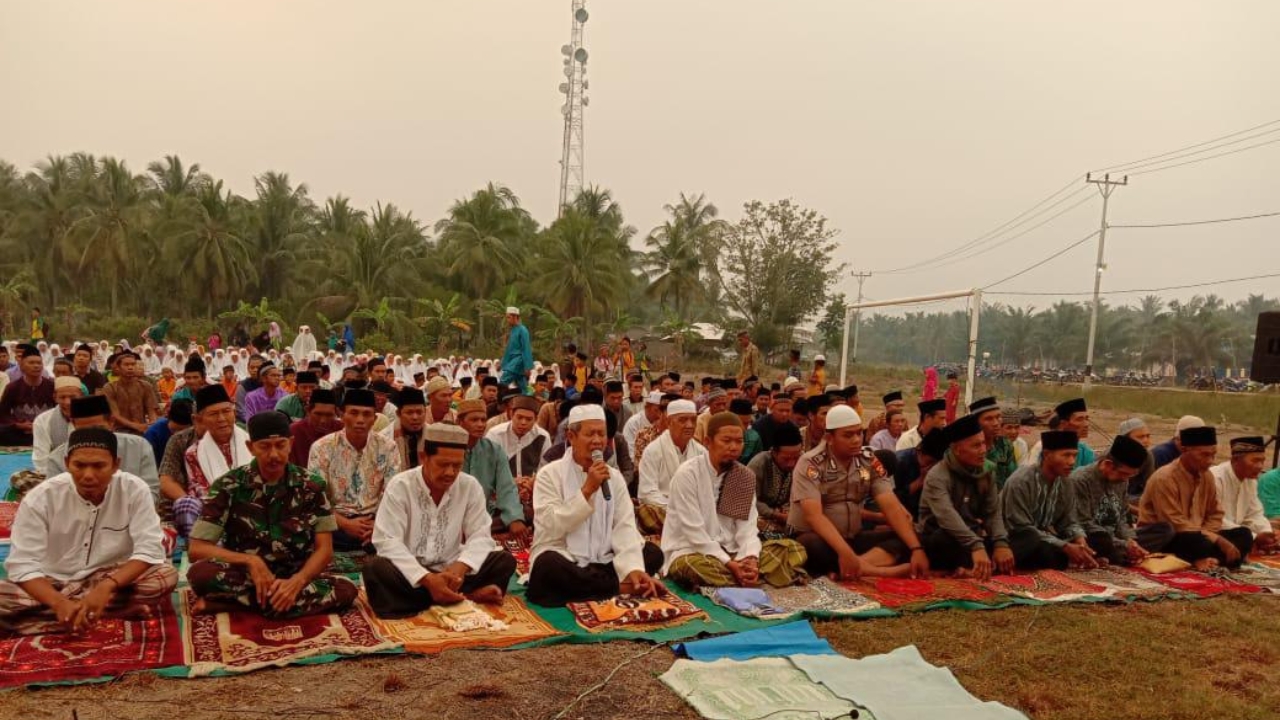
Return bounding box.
[0,501,16,539]
[976,570,1110,602]
[0,600,184,688]
[1062,567,1177,601]
[840,577,1002,610]
[502,536,532,577]
[179,589,398,676]
[567,592,707,633]
[1139,570,1265,598]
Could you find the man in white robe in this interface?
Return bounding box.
[362,424,516,618]
[1211,436,1276,553]
[31,377,82,478]
[636,399,705,534]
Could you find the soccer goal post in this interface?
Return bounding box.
[839,288,982,409]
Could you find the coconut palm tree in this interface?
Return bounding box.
[66,157,150,315]
[248,172,315,302]
[168,181,257,317]
[316,202,426,316]
[532,207,627,347]
[643,218,704,318]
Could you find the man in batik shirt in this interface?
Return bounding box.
[187,411,358,617]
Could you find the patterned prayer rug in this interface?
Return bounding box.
[661,657,858,720]
[179,589,397,676]
[502,536,532,577]
[844,576,1003,610]
[0,601,184,688]
[1249,553,1280,572]
[567,592,708,633]
[1141,570,1265,598]
[369,593,561,653]
[1062,567,1178,601]
[1229,564,1280,594]
[976,570,1111,602]
[0,501,15,539]
[764,578,882,618]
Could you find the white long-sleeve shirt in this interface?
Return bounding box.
[622,412,650,451]
[5,471,167,584]
[637,431,706,508]
[531,456,644,581]
[1211,461,1271,537]
[372,468,497,587]
[660,455,762,573]
[31,406,73,477]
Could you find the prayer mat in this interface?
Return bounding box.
[700,586,792,620]
[369,593,560,654]
[661,656,857,720]
[502,536,532,577]
[1062,567,1178,601]
[846,576,1004,611]
[1230,564,1280,594]
[764,577,884,618]
[0,601,184,688]
[178,589,398,676]
[0,500,15,539]
[1250,553,1280,572]
[975,570,1111,602]
[567,592,707,633]
[674,620,837,661]
[1141,570,1265,598]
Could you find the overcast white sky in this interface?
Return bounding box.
[2,1,1277,313]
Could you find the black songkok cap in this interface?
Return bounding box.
[882,391,903,405]
[919,428,949,460]
[184,357,207,374]
[1180,426,1217,447]
[195,384,231,411]
[295,371,318,385]
[841,385,859,398]
[481,376,499,388]
[918,399,946,415]
[67,427,117,458]
[1055,398,1087,420]
[1230,436,1267,455]
[729,398,754,415]
[604,379,624,394]
[248,410,292,441]
[369,380,395,395]
[1041,430,1079,452]
[775,422,803,447]
[397,387,426,407]
[1108,435,1148,469]
[343,388,376,408]
[310,388,337,406]
[945,414,983,445]
[70,394,112,419]
[969,396,999,415]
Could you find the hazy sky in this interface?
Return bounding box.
[2,1,1277,315]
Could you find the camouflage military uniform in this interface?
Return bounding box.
[188,461,357,618]
[987,436,1019,490]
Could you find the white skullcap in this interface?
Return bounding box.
[568,404,606,425]
[506,306,521,315]
[782,376,801,390]
[1117,418,1147,436]
[1175,415,1205,432]
[826,405,862,430]
[667,399,697,417]
[646,390,664,405]
[814,354,826,362]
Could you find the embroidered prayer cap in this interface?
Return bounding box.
[1230,436,1267,455]
[775,422,803,447]
[66,427,117,458]
[425,376,452,396]
[645,390,664,405]
[455,398,487,419]
[968,396,999,415]
[919,428,949,460]
[248,410,292,441]
[882,390,903,405]
[1001,408,1022,425]
[826,405,862,430]
[1175,415,1205,432]
[729,398,754,416]
[1179,425,1217,447]
[295,371,318,385]
[667,399,697,417]
[706,387,728,400]
[1041,430,1079,452]
[917,398,946,415]
[945,414,983,445]
[342,388,377,408]
[310,388,337,406]
[498,386,521,403]
[1054,398,1087,419]
[707,411,744,440]
[1107,435,1148,469]
[1117,418,1147,436]
[70,394,112,419]
[54,376,83,393]
[512,395,539,414]
[424,423,469,447]
[568,403,606,425]
[195,384,232,412]
[397,386,426,407]
[169,399,195,426]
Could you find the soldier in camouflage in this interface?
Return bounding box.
[188,410,357,617]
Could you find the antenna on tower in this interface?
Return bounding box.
[557,1,589,218]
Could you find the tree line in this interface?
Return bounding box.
[0,154,844,358]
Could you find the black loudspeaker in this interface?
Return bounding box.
[1251,312,1280,384]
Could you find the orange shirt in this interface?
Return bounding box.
[157,376,177,403]
[221,377,239,400]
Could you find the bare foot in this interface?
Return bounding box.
[1192,558,1219,572]
[862,563,912,578]
[465,585,505,605]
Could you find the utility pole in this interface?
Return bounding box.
[1082,172,1127,389]
[850,272,871,365]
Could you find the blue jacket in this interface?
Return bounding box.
[500,323,533,383]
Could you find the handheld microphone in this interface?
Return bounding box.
[591,449,611,501]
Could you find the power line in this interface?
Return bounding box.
[1127,135,1280,177]
[873,176,1085,275]
[1092,117,1280,174]
[1112,209,1280,229]
[980,230,1100,290]
[944,191,1094,265]
[988,271,1280,297]
[1096,126,1280,175]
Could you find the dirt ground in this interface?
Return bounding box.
[5,369,1278,720]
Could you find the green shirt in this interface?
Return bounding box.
[275,393,306,420]
[1259,468,1280,519]
[464,438,525,526]
[988,437,1019,489]
[740,427,764,465]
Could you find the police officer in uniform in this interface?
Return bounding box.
[788,405,930,580]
